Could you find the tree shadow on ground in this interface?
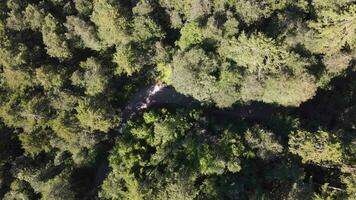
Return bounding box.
[298,66,356,131]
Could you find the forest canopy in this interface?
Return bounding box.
[0,0,355,200]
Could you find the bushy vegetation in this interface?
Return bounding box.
[0,0,355,199]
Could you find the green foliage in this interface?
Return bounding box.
[71,57,110,96]
[219,32,308,76]
[0,122,22,198]
[2,66,33,91]
[289,130,343,165]
[3,180,36,200]
[312,0,355,11]
[74,0,93,16]
[158,0,189,28]
[0,21,31,69]
[133,0,153,16]
[199,129,245,174]
[101,109,246,199]
[155,178,199,200]
[91,0,129,47]
[65,16,102,51]
[0,0,355,199]
[308,5,356,55]
[340,172,356,199]
[35,66,64,91]
[40,171,75,200]
[5,1,27,31]
[223,16,240,37]
[132,16,165,42]
[50,111,80,142]
[159,0,213,27]
[323,52,354,73]
[75,99,119,132]
[177,22,204,50]
[313,183,340,200]
[0,90,52,132]
[171,48,241,107]
[156,63,172,84]
[41,15,72,59]
[239,74,317,106]
[171,48,219,103]
[172,39,317,106]
[113,44,141,76]
[219,32,317,106]
[23,4,45,30]
[286,182,314,200]
[19,128,53,157]
[13,164,75,200]
[228,0,289,24]
[244,126,283,160]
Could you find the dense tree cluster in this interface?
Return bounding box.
[100,106,356,199]
[0,0,355,199]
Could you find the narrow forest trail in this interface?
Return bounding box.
[117,84,165,134]
[117,83,198,134]
[120,84,198,122]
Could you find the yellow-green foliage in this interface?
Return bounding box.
[156,63,172,84]
[308,5,356,55]
[132,16,165,42]
[23,4,45,29]
[71,57,109,96]
[50,111,80,142]
[74,0,93,16]
[252,75,316,106]
[41,15,72,59]
[91,0,129,47]
[0,0,355,199]
[19,128,53,157]
[219,32,309,75]
[177,22,204,50]
[75,99,118,132]
[289,130,342,164]
[113,44,140,76]
[199,129,245,175]
[65,16,102,51]
[341,172,356,199]
[101,109,246,200]
[244,126,283,160]
[35,66,64,91]
[227,0,289,24]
